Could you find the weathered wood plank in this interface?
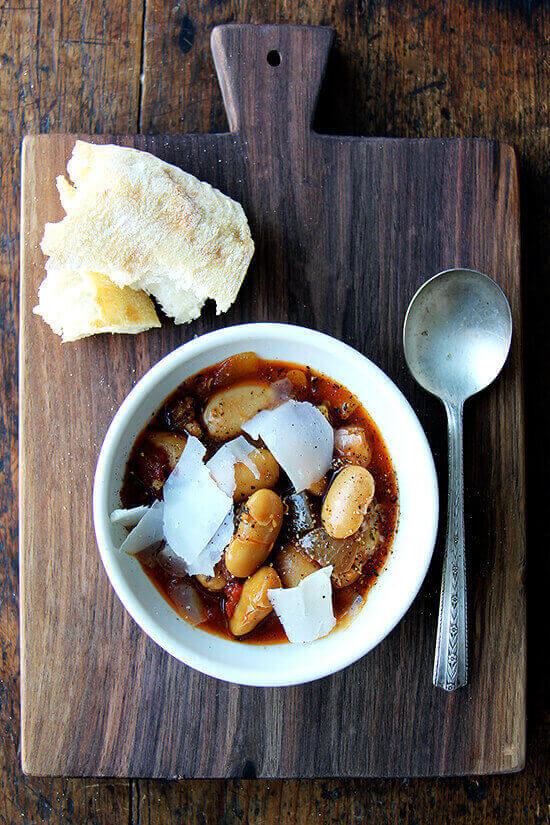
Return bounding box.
[141,0,225,134]
[135,760,550,825]
[0,1,144,822]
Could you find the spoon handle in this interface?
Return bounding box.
[433,400,468,691]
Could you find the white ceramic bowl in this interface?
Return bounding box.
[93,323,438,686]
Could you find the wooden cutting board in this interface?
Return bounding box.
[19,24,525,778]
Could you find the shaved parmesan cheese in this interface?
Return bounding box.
[110,504,150,528]
[158,511,234,578]
[162,435,232,568]
[120,499,164,555]
[206,436,258,496]
[268,566,336,643]
[185,510,235,576]
[243,400,333,493]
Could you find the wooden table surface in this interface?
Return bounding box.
[2,0,548,822]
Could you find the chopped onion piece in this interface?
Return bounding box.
[186,510,235,576]
[243,400,333,493]
[162,435,232,567]
[268,566,336,643]
[156,544,188,576]
[110,505,150,528]
[206,436,259,497]
[120,499,164,555]
[297,505,382,588]
[167,581,207,626]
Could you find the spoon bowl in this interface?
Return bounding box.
[403,269,512,403]
[403,268,512,691]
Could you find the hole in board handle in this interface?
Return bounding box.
[267,50,281,67]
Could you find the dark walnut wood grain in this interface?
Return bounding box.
[19,24,525,779]
[1,1,141,821]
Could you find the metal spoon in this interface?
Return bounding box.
[403,268,512,691]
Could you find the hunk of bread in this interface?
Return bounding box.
[40,141,255,324]
[34,269,161,342]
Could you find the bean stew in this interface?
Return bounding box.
[120,352,398,644]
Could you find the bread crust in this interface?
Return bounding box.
[34,269,161,342]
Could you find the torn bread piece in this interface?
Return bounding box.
[34,269,161,342]
[40,141,255,324]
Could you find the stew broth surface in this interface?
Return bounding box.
[121,354,398,644]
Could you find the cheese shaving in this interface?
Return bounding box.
[110,504,150,528]
[185,510,235,576]
[158,511,234,578]
[162,435,233,569]
[243,400,333,492]
[267,566,336,643]
[206,436,259,497]
[120,499,164,555]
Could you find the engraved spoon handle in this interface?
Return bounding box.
[433,400,468,690]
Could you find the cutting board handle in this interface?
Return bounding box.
[211,24,334,134]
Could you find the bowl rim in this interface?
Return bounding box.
[93,322,439,686]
